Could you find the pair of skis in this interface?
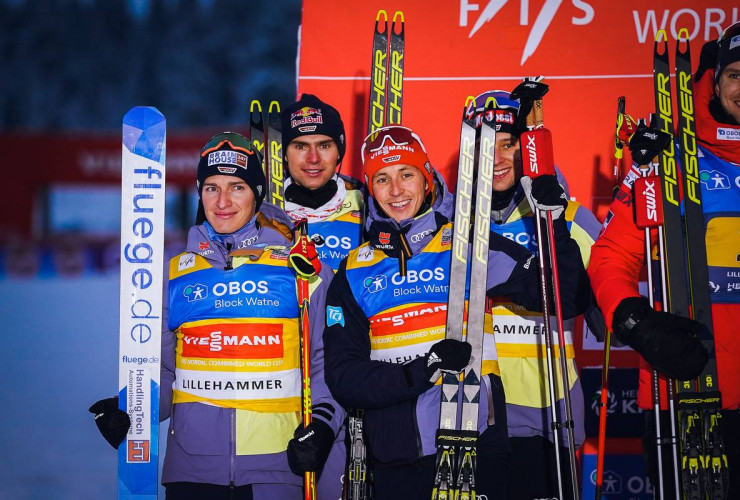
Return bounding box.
[250,100,284,209]
[652,29,728,499]
[345,10,406,500]
[367,9,405,137]
[431,95,496,500]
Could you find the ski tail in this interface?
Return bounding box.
[367,9,389,137]
[266,100,284,209]
[387,11,404,126]
[250,99,266,173]
[118,107,166,500]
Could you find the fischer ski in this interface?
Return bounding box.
[653,29,727,499]
[345,11,406,499]
[674,29,728,499]
[367,9,405,137]
[118,107,166,499]
[432,95,495,500]
[387,11,404,126]
[249,100,284,208]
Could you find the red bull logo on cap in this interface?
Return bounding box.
[290,106,323,128]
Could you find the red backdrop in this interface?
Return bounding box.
[296,0,738,222]
[296,1,738,368]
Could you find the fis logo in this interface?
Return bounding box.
[327,306,345,327]
[364,274,388,293]
[184,283,208,302]
[459,0,594,64]
[178,253,196,271]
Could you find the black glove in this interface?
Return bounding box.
[424,339,473,382]
[510,78,549,134]
[520,174,567,220]
[612,297,709,381]
[89,396,130,449]
[628,123,672,165]
[287,418,335,475]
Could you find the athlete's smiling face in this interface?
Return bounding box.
[492,132,521,192]
[285,134,339,190]
[716,60,740,124]
[371,164,428,223]
[201,175,256,234]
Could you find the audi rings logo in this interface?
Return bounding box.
[409,229,433,244]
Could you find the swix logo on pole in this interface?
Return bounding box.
[525,135,539,174]
[633,176,664,229]
[521,129,554,177]
[459,0,594,64]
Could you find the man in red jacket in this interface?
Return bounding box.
[588,22,740,498]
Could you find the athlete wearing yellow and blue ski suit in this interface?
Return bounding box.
[160,205,345,498]
[323,170,592,498]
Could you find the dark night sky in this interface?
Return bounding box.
[0,0,302,131]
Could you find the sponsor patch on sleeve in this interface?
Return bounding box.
[717,128,740,141]
[326,306,345,327]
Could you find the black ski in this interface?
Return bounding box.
[266,100,284,209]
[674,29,728,499]
[346,11,406,499]
[250,99,266,173]
[653,29,727,499]
[387,11,404,126]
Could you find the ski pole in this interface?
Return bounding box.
[595,96,631,500]
[289,220,322,500]
[632,157,669,499]
[516,76,579,500]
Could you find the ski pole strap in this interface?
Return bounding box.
[289,220,321,278]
